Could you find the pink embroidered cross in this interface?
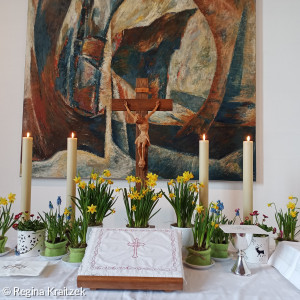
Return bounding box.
[127,238,145,258]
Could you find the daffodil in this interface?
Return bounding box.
[169,193,175,199]
[98,177,105,184]
[64,207,70,216]
[132,205,137,211]
[168,179,174,186]
[158,192,162,198]
[107,180,113,185]
[0,197,8,206]
[290,211,297,218]
[267,203,272,207]
[91,172,98,180]
[182,171,194,182]
[103,169,111,177]
[89,182,96,190]
[111,209,116,214]
[115,188,121,192]
[176,175,183,183]
[211,221,215,227]
[78,181,86,189]
[215,223,219,229]
[7,193,16,203]
[135,178,142,184]
[287,202,296,210]
[152,195,158,201]
[196,205,204,214]
[199,182,205,188]
[147,172,158,182]
[74,176,81,184]
[288,196,294,200]
[87,204,97,214]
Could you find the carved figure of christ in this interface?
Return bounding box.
[112,78,173,187]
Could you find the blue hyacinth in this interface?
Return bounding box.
[57,196,62,206]
[235,208,240,216]
[217,200,224,211]
[49,201,54,210]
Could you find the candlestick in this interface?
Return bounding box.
[199,134,209,208]
[243,136,253,219]
[21,132,33,218]
[66,132,77,219]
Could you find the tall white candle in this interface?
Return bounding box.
[199,134,209,208]
[66,132,77,218]
[21,132,33,217]
[243,136,253,219]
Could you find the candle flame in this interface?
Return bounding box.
[71,132,75,138]
[26,132,30,138]
[247,136,250,141]
[203,134,206,141]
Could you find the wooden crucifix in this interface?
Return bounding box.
[112,78,173,188]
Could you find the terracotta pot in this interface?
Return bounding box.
[0,236,8,253]
[44,239,67,257]
[17,229,45,257]
[69,247,86,263]
[186,246,211,266]
[211,242,229,259]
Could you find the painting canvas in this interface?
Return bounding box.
[22,0,256,180]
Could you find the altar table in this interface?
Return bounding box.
[0,231,299,300]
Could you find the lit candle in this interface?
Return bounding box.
[66,132,77,218]
[243,136,253,219]
[199,134,209,208]
[21,132,33,218]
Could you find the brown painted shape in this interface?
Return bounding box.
[111,99,172,111]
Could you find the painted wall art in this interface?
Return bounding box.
[22,0,256,180]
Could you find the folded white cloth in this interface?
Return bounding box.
[268,241,300,289]
[79,228,183,278]
[0,260,48,276]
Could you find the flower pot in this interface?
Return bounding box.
[170,224,193,257]
[17,229,45,257]
[244,235,269,264]
[44,240,67,257]
[186,246,211,266]
[69,247,86,263]
[211,242,229,259]
[86,224,103,242]
[0,236,8,253]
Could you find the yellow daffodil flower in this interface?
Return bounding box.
[128,193,134,199]
[267,203,272,207]
[199,182,205,188]
[211,221,215,227]
[0,197,8,206]
[111,209,116,214]
[64,208,70,216]
[135,178,142,183]
[168,179,174,186]
[103,169,111,177]
[115,188,121,192]
[90,172,98,180]
[176,175,183,183]
[158,192,162,198]
[142,189,148,195]
[147,172,158,182]
[74,176,81,184]
[169,193,175,199]
[132,205,137,211]
[152,195,158,201]
[288,196,294,200]
[192,201,195,205]
[98,177,105,184]
[290,211,297,218]
[182,171,194,182]
[78,181,86,189]
[215,224,219,229]
[195,205,204,214]
[107,180,113,185]
[287,202,296,210]
[87,204,97,214]
[89,183,96,190]
[7,193,16,203]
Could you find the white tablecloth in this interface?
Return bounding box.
[0,231,299,300]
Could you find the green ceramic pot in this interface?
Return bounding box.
[186,246,211,266]
[211,242,229,258]
[44,239,67,257]
[69,247,86,263]
[0,236,8,253]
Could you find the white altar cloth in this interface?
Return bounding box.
[268,241,300,290]
[0,230,299,299]
[79,228,183,278]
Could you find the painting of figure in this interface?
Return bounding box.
[22,0,256,180]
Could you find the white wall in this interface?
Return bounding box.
[0,0,299,232]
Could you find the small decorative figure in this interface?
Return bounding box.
[124,100,160,168]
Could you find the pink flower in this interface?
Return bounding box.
[30,214,34,217]
[12,224,18,230]
[14,215,20,220]
[273,228,277,234]
[263,214,268,218]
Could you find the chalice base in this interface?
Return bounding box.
[231,252,251,276]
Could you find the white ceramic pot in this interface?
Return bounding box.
[170,224,193,257]
[17,229,45,257]
[245,235,269,264]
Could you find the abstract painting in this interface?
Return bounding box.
[22,0,256,180]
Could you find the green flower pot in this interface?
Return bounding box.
[69,247,86,263]
[211,242,229,258]
[0,236,8,253]
[44,240,67,257]
[186,246,211,266]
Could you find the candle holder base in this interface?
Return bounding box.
[231,250,251,276]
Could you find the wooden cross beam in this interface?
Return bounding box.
[112,78,173,188]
